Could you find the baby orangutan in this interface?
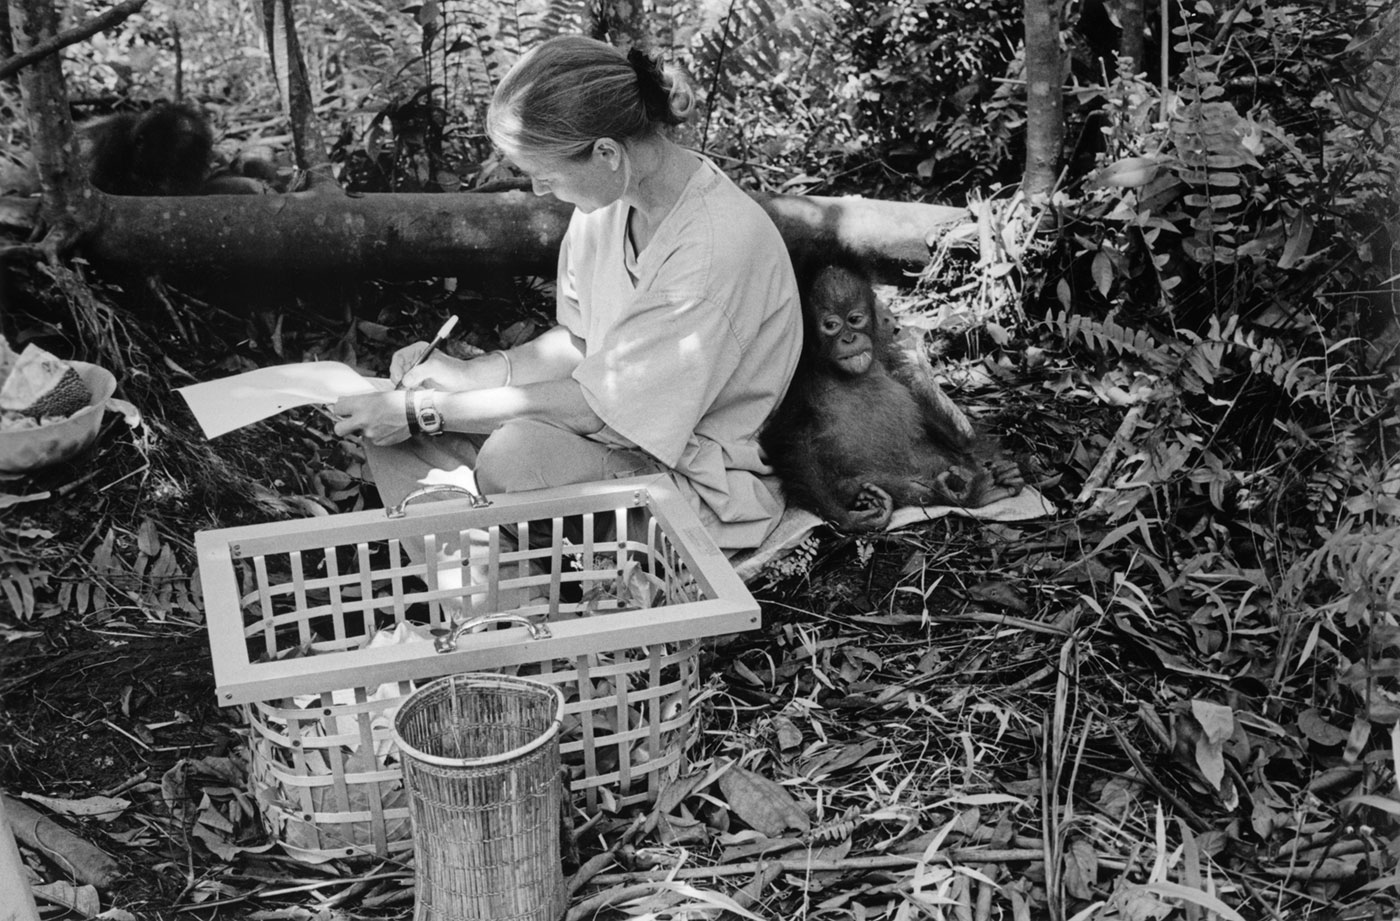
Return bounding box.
[761,262,1024,531]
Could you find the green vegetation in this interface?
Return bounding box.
[1,0,1397,918]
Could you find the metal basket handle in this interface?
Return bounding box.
[435,612,552,653]
[387,484,492,518]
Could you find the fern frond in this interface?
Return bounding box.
[806,805,864,844]
[521,0,588,47]
[1168,100,1262,264]
[1229,328,1327,403]
[1045,310,1173,371]
[688,0,833,91]
[1289,521,1400,603]
[757,533,820,587]
[1174,337,1226,394]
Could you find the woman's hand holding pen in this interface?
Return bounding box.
[391,343,472,390]
[334,343,515,444]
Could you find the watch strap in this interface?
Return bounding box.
[403,390,419,435]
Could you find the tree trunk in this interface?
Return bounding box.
[7,0,96,239]
[0,190,966,288]
[1,4,15,64]
[1021,0,1064,203]
[1118,0,1145,76]
[263,0,329,173]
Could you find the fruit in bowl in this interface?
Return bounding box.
[0,342,117,473]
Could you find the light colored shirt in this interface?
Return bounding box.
[557,156,802,549]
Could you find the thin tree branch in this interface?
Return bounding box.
[0,0,148,80]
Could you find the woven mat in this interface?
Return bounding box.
[731,487,1057,584]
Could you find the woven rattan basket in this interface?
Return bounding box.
[393,674,566,921]
[197,475,761,861]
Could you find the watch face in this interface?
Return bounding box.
[415,392,444,434]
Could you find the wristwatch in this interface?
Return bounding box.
[412,390,445,436]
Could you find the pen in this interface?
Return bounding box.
[403,315,459,380]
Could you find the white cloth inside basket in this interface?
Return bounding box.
[730,487,1056,583]
[290,623,435,760]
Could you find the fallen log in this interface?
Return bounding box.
[0,189,967,285]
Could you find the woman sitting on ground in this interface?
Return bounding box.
[333,36,802,554]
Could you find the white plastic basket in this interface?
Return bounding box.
[197,475,760,861]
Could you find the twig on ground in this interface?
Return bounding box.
[100,718,150,751]
[1076,405,1144,504]
[1005,664,1058,692]
[0,244,45,264]
[568,850,621,896]
[315,875,382,911]
[565,882,656,921]
[174,873,410,912]
[930,612,1069,636]
[567,813,647,894]
[1262,859,1364,882]
[99,771,148,798]
[360,883,414,909]
[584,849,1046,886]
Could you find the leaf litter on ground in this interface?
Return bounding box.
[2,302,1398,920]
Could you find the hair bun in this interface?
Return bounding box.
[626,46,663,82]
[626,46,689,126]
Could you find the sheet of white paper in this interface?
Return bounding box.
[177,362,392,438]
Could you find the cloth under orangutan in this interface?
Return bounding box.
[731,488,1057,584]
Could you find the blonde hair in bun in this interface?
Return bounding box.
[488,36,694,161]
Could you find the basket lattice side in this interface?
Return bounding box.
[229,503,710,860]
[243,640,700,859]
[200,480,761,861]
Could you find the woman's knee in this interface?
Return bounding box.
[475,420,574,493]
[477,420,660,495]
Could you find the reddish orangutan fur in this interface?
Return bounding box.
[761,262,1024,531]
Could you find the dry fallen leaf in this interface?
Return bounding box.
[717,763,810,838]
[967,580,1028,612]
[32,881,101,918]
[1297,708,1349,746]
[1188,699,1235,792]
[21,793,129,823]
[772,715,803,751]
[1062,836,1099,900]
[1097,776,1137,819]
[654,769,713,818]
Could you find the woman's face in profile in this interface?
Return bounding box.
[510,142,626,213]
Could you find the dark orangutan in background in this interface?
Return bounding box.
[83,102,282,196]
[761,262,1025,532]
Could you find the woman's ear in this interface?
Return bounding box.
[593,138,623,171]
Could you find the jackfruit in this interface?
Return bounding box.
[0,344,92,420]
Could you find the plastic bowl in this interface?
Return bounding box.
[0,362,118,474]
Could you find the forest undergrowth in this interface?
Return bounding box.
[2,0,1398,918]
[0,242,1396,921]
